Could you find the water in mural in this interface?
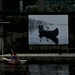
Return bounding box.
[29,24,68,45]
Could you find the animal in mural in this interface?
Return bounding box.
[38,25,59,44]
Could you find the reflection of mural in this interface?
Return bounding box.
[29,64,69,75]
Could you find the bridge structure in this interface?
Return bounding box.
[0,53,75,63]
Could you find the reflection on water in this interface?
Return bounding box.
[0,63,28,75]
[1,62,75,75]
[28,64,69,75]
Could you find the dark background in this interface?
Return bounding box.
[0,0,75,53]
[0,13,75,54]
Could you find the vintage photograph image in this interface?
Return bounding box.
[0,0,75,75]
[28,15,68,45]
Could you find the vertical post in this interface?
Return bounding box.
[0,37,3,55]
[0,0,2,11]
[1,38,3,55]
[1,24,3,55]
[74,4,75,11]
[19,0,23,12]
[0,0,1,11]
[38,0,44,12]
[0,22,10,55]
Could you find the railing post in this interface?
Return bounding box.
[1,37,3,55]
[0,22,10,55]
[19,0,23,12]
[0,0,2,11]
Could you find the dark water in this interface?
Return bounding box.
[0,62,75,75]
[0,63,28,75]
[28,64,69,75]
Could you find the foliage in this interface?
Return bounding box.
[25,5,38,12]
[25,4,75,12]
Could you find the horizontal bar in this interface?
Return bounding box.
[1,53,75,57]
[0,22,10,24]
